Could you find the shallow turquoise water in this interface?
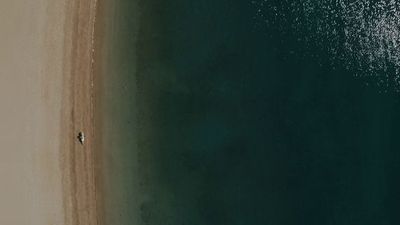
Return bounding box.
[102,1,400,224]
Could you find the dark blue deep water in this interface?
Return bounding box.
[102,0,400,224]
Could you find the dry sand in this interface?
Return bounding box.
[0,0,100,224]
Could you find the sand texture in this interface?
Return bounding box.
[0,0,100,224]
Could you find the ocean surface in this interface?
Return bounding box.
[101,1,400,224]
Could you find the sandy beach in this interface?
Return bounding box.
[0,0,100,224]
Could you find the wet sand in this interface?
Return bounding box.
[0,0,100,224]
[60,0,100,224]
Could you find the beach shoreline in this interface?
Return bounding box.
[59,0,102,224]
[0,0,103,224]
